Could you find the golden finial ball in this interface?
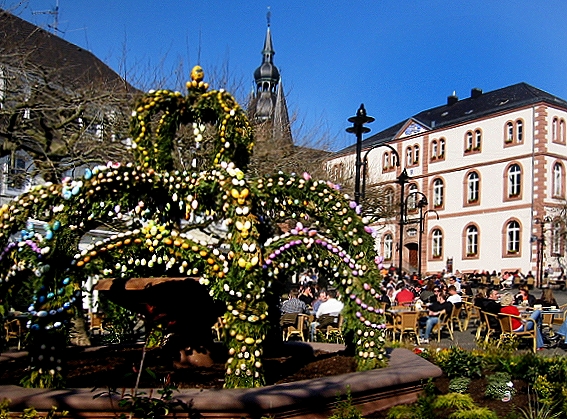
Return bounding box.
[191,65,205,82]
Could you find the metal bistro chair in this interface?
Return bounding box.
[498,313,537,353]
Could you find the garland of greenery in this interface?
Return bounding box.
[0,66,387,389]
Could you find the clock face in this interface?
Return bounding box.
[404,123,426,136]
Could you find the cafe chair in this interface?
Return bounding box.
[552,304,567,326]
[432,311,454,342]
[448,304,464,332]
[498,313,537,353]
[88,312,105,337]
[324,315,343,342]
[211,317,224,341]
[462,301,481,330]
[4,319,23,350]
[281,313,309,341]
[393,311,420,343]
[384,312,396,340]
[477,311,500,343]
[525,276,535,290]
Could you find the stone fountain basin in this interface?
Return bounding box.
[0,347,440,418]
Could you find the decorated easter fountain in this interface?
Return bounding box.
[0,67,440,417]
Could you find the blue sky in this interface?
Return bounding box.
[9,1,567,151]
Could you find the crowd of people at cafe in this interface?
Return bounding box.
[279,266,567,349]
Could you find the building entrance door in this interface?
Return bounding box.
[407,243,418,272]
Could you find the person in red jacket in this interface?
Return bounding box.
[394,283,415,306]
[499,293,544,349]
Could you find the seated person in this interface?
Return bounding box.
[394,284,415,306]
[475,287,501,330]
[447,276,461,294]
[535,289,558,308]
[298,285,315,307]
[500,292,544,350]
[550,316,567,349]
[447,285,462,308]
[514,286,536,307]
[311,289,328,314]
[281,289,309,315]
[419,292,453,344]
[311,289,344,340]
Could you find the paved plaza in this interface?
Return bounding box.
[424,286,567,354]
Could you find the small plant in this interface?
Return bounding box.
[518,388,562,419]
[387,384,499,419]
[436,346,482,379]
[449,377,472,394]
[328,386,362,419]
[0,399,68,419]
[496,333,519,351]
[485,372,515,400]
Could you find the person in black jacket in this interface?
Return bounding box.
[476,288,502,330]
[419,292,453,344]
[514,286,536,307]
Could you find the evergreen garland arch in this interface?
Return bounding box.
[0,67,387,389]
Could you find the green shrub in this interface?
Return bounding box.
[485,372,515,400]
[449,377,471,394]
[436,346,482,379]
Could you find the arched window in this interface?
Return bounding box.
[432,229,443,258]
[433,178,444,207]
[506,122,514,143]
[506,220,521,254]
[553,162,564,198]
[431,140,438,159]
[516,120,523,143]
[384,234,393,260]
[407,183,418,210]
[507,163,521,197]
[406,147,413,167]
[475,129,482,149]
[466,225,479,256]
[561,119,566,143]
[553,117,559,142]
[466,131,473,151]
[413,145,420,164]
[467,171,480,203]
[383,152,390,170]
[439,138,446,158]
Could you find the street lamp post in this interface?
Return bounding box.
[421,209,439,279]
[361,143,400,202]
[535,216,552,288]
[403,191,428,279]
[346,104,374,205]
[397,169,409,279]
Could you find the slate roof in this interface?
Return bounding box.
[0,9,135,92]
[337,83,567,155]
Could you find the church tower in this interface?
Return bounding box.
[249,11,293,148]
